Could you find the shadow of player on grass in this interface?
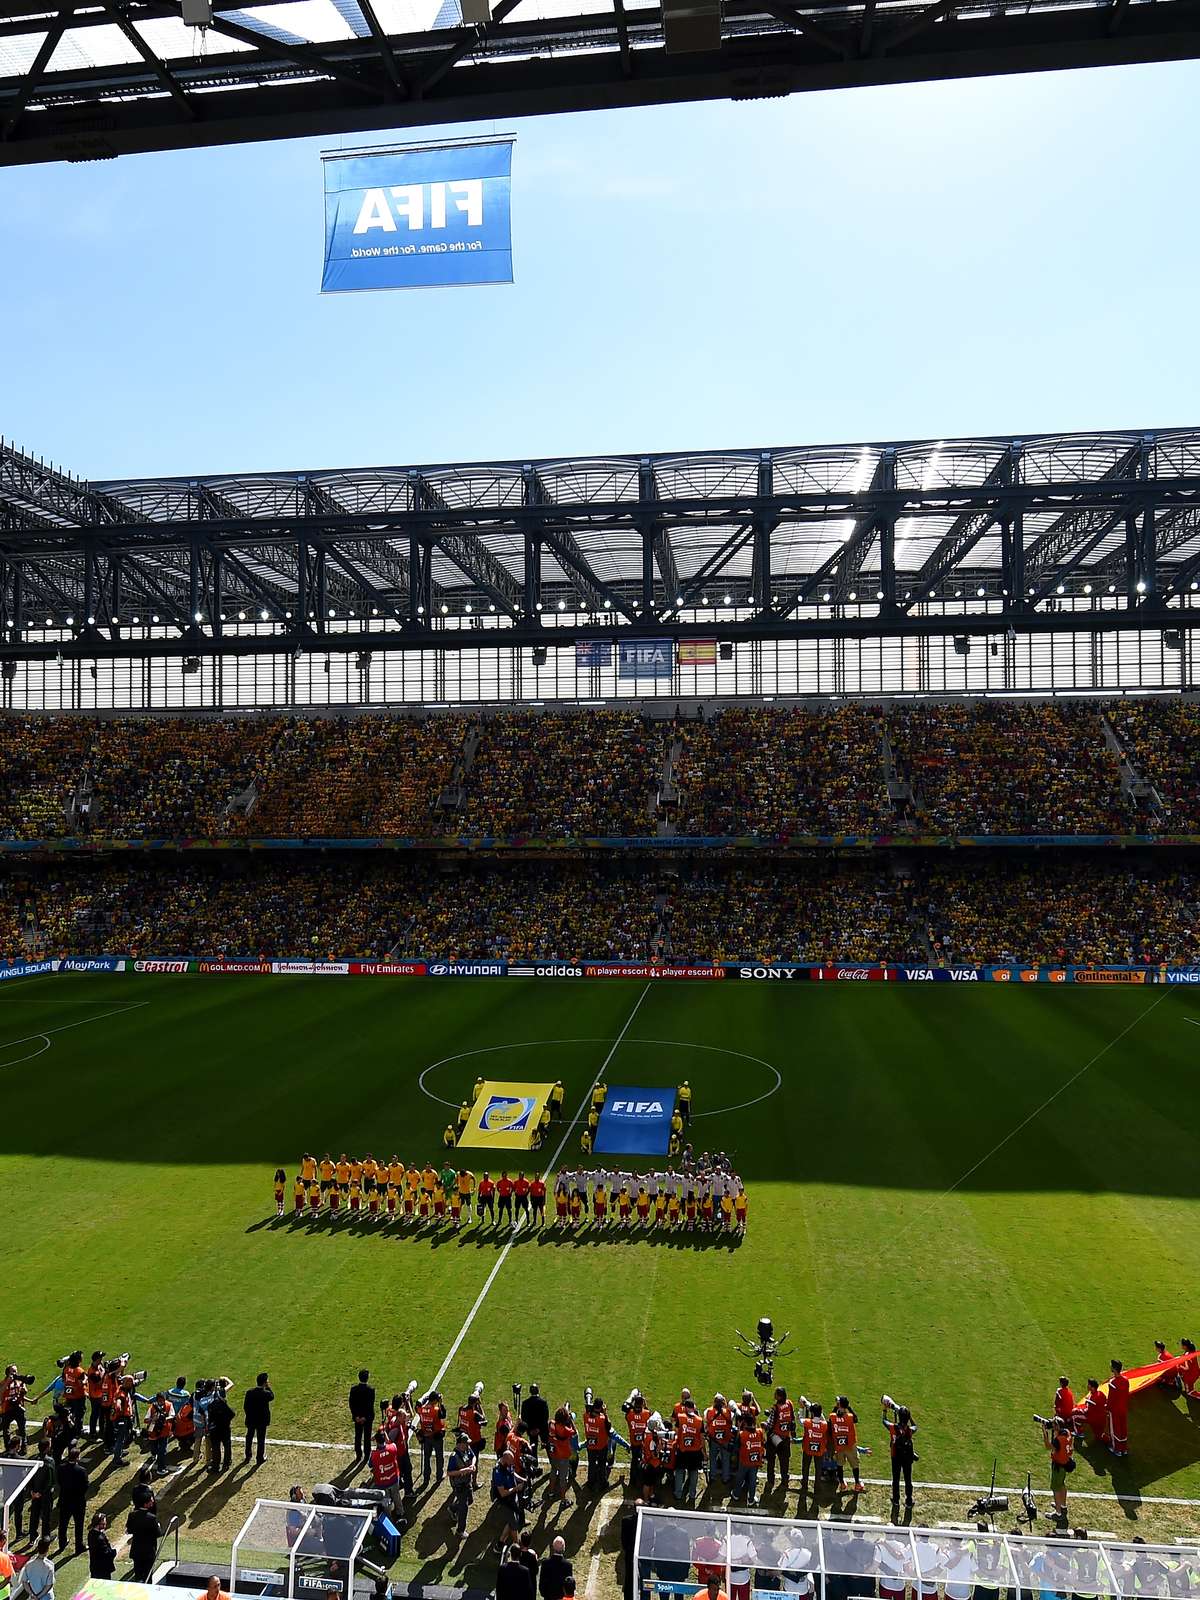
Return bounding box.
[1072,1389,1200,1520]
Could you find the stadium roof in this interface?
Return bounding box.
[3,0,1200,165]
[0,425,1198,660]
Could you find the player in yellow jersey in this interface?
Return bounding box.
[301,1153,317,1185]
[405,1165,420,1219]
[421,1164,437,1195]
[389,1156,405,1187]
[319,1153,334,1190]
[349,1156,363,1185]
[363,1154,379,1185]
[336,1154,350,1186]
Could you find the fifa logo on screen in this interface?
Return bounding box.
[353,181,484,235]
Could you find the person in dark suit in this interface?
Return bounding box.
[87,1513,117,1580]
[520,1386,550,1457]
[56,1447,89,1556]
[619,1500,642,1600]
[126,1502,161,1583]
[207,1382,234,1474]
[538,1536,573,1600]
[348,1371,375,1465]
[243,1373,274,1467]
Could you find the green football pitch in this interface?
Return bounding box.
[3,972,1199,1503]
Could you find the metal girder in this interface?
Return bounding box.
[0,440,130,527]
[0,602,1194,668]
[413,474,522,617]
[1092,504,1200,584]
[1021,442,1142,578]
[523,466,632,617]
[895,447,1017,613]
[1026,509,1126,605]
[634,459,679,616]
[9,0,1200,166]
[786,450,896,614]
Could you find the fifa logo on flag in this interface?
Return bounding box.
[479,1094,537,1133]
[353,182,484,235]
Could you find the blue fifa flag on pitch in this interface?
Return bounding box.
[321,140,513,294]
[618,639,673,680]
[595,1085,675,1156]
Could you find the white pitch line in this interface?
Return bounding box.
[0,1000,150,1062]
[263,1437,1200,1508]
[427,982,652,1396]
[586,1553,602,1599]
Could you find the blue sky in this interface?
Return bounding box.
[3,58,1198,479]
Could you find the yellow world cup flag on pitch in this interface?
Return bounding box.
[459,1081,554,1149]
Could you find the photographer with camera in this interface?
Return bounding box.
[2,1366,35,1452]
[368,1429,404,1519]
[583,1393,613,1495]
[764,1387,797,1498]
[799,1403,827,1500]
[545,1407,578,1507]
[1038,1414,1075,1522]
[417,1389,447,1488]
[674,1395,704,1505]
[84,1356,107,1443]
[623,1390,652,1494]
[881,1397,917,1510]
[732,1406,765,1507]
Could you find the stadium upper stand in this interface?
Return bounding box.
[0,696,1194,842]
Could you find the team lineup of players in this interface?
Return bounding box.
[272,1153,748,1231]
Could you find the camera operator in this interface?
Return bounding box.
[368,1429,404,1520]
[109,1379,136,1468]
[799,1404,827,1500]
[673,1396,704,1506]
[84,1356,107,1443]
[583,1395,613,1495]
[546,1407,577,1507]
[764,1387,796,1499]
[703,1395,733,1490]
[446,1431,476,1541]
[623,1391,652,1494]
[881,1400,917,1509]
[830,1398,863,1495]
[2,1367,35,1453]
[417,1390,447,1488]
[732,1407,765,1508]
[1040,1415,1075,1521]
[490,1450,527,1553]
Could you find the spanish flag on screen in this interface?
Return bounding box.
[677,639,717,665]
[458,1081,554,1150]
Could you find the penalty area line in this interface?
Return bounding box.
[426,981,653,1396]
[263,1439,1200,1508]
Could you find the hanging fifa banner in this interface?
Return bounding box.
[619,639,674,679]
[321,139,514,294]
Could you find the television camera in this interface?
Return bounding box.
[735,1316,792,1385]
